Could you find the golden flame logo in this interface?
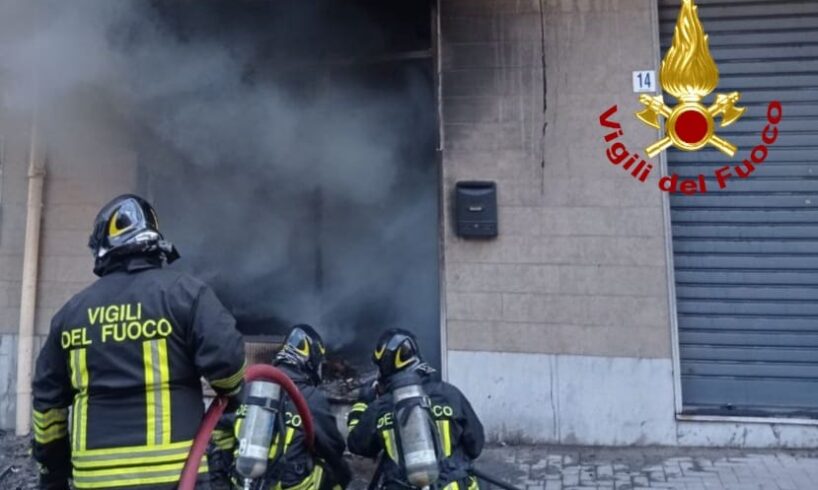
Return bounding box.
[636,0,745,157]
[661,0,718,101]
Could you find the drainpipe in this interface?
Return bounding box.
[15,121,45,436]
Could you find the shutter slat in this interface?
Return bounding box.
[673,240,818,254]
[683,361,818,380]
[679,314,818,331]
[669,178,818,193]
[671,209,818,223]
[660,16,818,34]
[673,226,818,238]
[675,165,818,179]
[669,195,818,208]
[677,285,818,301]
[680,345,818,363]
[720,61,818,75]
[675,270,818,286]
[674,255,818,270]
[681,331,818,348]
[659,3,818,20]
[681,377,818,411]
[668,147,814,163]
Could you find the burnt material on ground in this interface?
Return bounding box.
[323,356,378,404]
[234,339,377,404]
[0,432,38,490]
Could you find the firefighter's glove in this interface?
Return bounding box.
[347,399,369,433]
[358,380,380,404]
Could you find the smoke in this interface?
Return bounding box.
[0,0,439,369]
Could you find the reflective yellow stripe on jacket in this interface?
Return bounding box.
[211,361,246,394]
[230,461,325,490]
[437,420,452,457]
[381,429,398,462]
[69,340,207,489]
[265,426,297,460]
[143,339,171,446]
[71,440,208,489]
[443,477,479,490]
[212,427,236,451]
[70,348,89,452]
[33,408,69,445]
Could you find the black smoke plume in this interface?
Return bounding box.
[0,0,439,371]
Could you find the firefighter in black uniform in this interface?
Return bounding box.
[347,329,485,490]
[31,194,246,490]
[209,324,352,490]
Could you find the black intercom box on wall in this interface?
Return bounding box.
[455,181,498,238]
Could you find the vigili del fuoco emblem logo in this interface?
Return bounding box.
[598,0,783,194]
[636,0,745,157]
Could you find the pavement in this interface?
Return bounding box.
[2,432,817,489]
[469,445,818,490]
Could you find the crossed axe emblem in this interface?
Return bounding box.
[636,91,745,158]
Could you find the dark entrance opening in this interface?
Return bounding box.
[132,1,440,376]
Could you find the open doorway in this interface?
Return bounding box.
[132,1,440,375]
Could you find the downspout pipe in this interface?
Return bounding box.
[15,121,45,436]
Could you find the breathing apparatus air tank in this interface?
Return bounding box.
[236,380,282,479]
[390,370,440,488]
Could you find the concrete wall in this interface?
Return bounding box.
[0,115,31,337]
[439,0,818,448]
[440,0,670,359]
[0,90,138,428]
[0,110,37,429]
[448,350,818,448]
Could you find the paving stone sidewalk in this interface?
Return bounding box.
[3,431,817,489]
[470,445,818,490]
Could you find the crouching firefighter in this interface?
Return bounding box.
[31,194,246,490]
[209,324,352,490]
[347,329,485,490]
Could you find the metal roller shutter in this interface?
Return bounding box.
[659,0,818,417]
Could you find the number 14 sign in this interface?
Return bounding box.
[632,70,657,93]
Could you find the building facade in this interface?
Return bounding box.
[1,0,817,448]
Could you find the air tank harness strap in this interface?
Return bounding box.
[394,396,431,426]
[245,395,280,413]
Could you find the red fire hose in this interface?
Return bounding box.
[179,364,316,490]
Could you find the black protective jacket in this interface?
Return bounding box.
[32,255,246,490]
[347,371,484,490]
[209,363,352,490]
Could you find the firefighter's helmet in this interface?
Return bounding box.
[88,194,179,274]
[275,324,327,384]
[372,328,423,380]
